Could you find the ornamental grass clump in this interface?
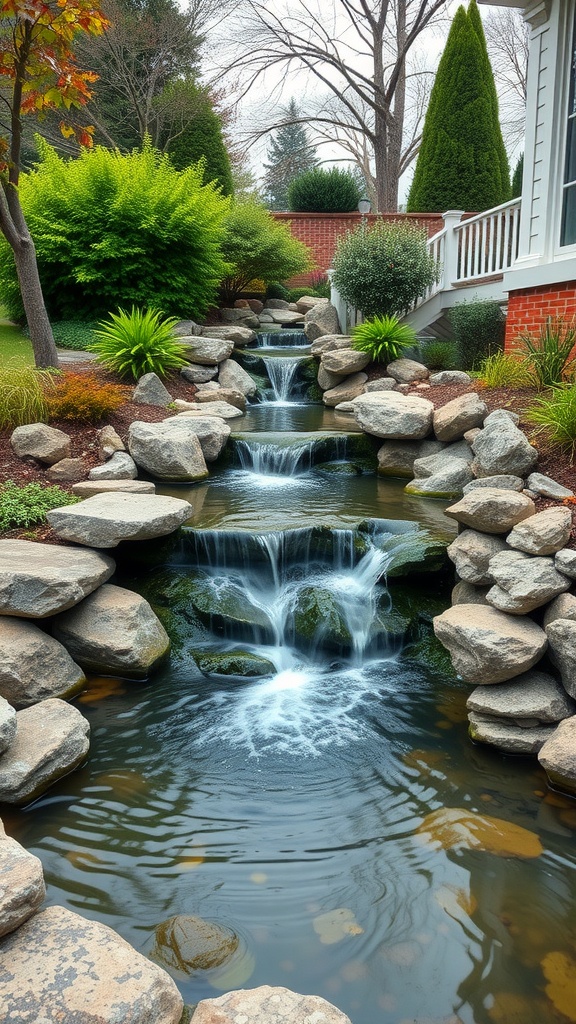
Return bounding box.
[90,307,187,380]
[0,481,79,531]
[331,221,438,319]
[351,315,417,363]
[0,365,51,430]
[526,386,576,460]
[517,316,576,387]
[476,351,533,388]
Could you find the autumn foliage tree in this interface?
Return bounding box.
[0,0,108,367]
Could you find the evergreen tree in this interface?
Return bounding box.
[262,99,319,210]
[512,153,524,196]
[163,81,234,195]
[407,2,510,213]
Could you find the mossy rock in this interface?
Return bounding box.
[290,585,352,651]
[185,572,275,641]
[370,530,449,578]
[401,627,456,680]
[193,649,276,678]
[313,461,363,477]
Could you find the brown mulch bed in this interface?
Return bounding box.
[2,360,576,546]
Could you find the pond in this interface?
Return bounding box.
[6,334,576,1024]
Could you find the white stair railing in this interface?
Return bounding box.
[454,198,521,282]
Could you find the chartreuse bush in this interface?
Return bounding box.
[0,142,229,323]
[476,351,533,387]
[90,307,187,380]
[331,222,438,318]
[288,167,361,212]
[0,365,51,429]
[220,201,312,304]
[351,316,417,363]
[0,481,79,531]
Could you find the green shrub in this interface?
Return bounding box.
[221,201,312,304]
[351,316,418,363]
[418,339,459,371]
[288,286,322,301]
[0,142,229,323]
[448,300,505,369]
[0,365,51,430]
[476,351,533,387]
[526,385,576,459]
[90,307,188,380]
[0,481,79,531]
[50,322,99,351]
[331,222,438,318]
[517,316,576,387]
[266,282,291,301]
[309,273,331,299]
[287,167,361,213]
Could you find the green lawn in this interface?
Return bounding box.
[0,322,33,366]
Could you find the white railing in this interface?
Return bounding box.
[454,198,521,282]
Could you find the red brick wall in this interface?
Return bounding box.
[505,281,576,348]
[272,212,445,287]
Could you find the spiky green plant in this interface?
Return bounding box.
[526,385,576,460]
[418,339,459,371]
[0,364,52,429]
[351,316,418,363]
[517,316,576,387]
[90,307,187,380]
[476,351,533,388]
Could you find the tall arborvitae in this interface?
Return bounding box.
[407,2,510,212]
[165,83,234,196]
[262,99,319,210]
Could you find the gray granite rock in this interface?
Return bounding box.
[97,425,125,459]
[88,451,138,481]
[0,617,86,709]
[191,986,351,1024]
[217,358,258,397]
[72,480,155,497]
[404,458,473,497]
[269,309,303,325]
[52,584,170,679]
[179,337,234,365]
[310,335,352,355]
[471,415,538,477]
[0,904,183,1022]
[174,400,242,420]
[167,415,231,462]
[429,370,472,385]
[320,348,370,376]
[353,392,434,440]
[545,619,576,698]
[45,458,87,483]
[317,363,343,391]
[463,474,524,494]
[364,377,397,392]
[47,492,193,548]
[10,423,71,465]
[0,540,115,618]
[507,507,573,556]
[538,716,576,794]
[412,445,473,478]
[128,419,209,481]
[0,819,45,938]
[447,530,507,585]
[555,548,576,580]
[433,604,548,684]
[322,372,368,407]
[303,302,341,340]
[201,324,257,345]
[468,713,554,754]
[180,363,218,384]
[526,472,574,499]
[451,581,491,605]
[543,592,576,628]
[220,307,260,329]
[433,393,488,443]
[486,550,571,614]
[195,389,246,412]
[386,358,429,383]
[483,409,520,426]
[445,488,536,534]
[467,670,575,723]
[132,372,173,406]
[0,699,90,805]
[376,439,444,478]
[0,697,16,755]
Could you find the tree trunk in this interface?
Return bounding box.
[12,228,60,369]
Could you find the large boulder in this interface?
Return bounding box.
[201,324,257,345]
[0,697,16,755]
[467,670,575,724]
[404,458,473,497]
[217,358,258,397]
[386,358,429,383]
[52,584,170,679]
[471,413,538,477]
[486,550,571,614]
[88,451,138,481]
[310,335,352,355]
[506,507,573,556]
[219,307,260,329]
[433,604,548,684]
[180,363,218,384]
[132,373,173,407]
[164,415,230,462]
[433,393,488,443]
[0,904,183,1023]
[445,488,536,534]
[128,420,209,481]
[538,716,576,794]
[304,302,341,340]
[447,529,507,585]
[0,699,90,805]
[322,372,368,407]
[178,337,234,365]
[10,423,71,465]
[0,540,115,618]
[463,474,524,494]
[545,619,576,698]
[468,713,555,754]
[353,392,434,440]
[0,617,86,708]
[0,820,45,938]
[320,348,370,376]
[376,439,444,478]
[47,493,193,548]
[191,986,352,1024]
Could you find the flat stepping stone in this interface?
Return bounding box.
[467,670,575,723]
[0,819,45,938]
[0,540,115,618]
[46,493,193,548]
[469,712,555,754]
[0,699,89,805]
[72,480,155,497]
[52,584,170,678]
[0,905,183,1023]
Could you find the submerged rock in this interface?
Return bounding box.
[291,586,352,651]
[185,573,275,643]
[417,807,543,857]
[150,914,239,976]
[468,713,555,754]
[193,650,276,678]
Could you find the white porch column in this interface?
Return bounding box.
[440,211,465,290]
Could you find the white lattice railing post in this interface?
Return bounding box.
[440,210,465,290]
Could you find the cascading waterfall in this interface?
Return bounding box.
[256,331,308,348]
[235,438,316,476]
[261,356,306,404]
